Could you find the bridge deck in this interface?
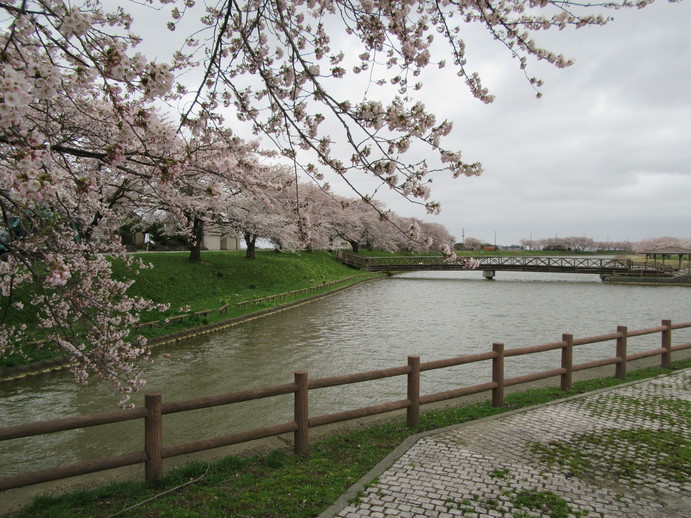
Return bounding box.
[336,252,671,277]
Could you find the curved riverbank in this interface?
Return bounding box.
[0,273,386,383]
[0,250,374,371]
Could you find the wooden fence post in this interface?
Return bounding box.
[492,343,504,407]
[561,334,573,391]
[407,355,421,428]
[145,392,163,483]
[661,319,672,369]
[615,326,627,379]
[294,371,309,455]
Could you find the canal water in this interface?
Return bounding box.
[1,270,690,476]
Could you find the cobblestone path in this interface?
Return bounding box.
[329,370,690,517]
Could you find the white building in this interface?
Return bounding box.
[203,228,240,251]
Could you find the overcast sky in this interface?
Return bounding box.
[360,0,691,246]
[131,1,691,246]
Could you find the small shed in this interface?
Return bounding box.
[640,246,691,270]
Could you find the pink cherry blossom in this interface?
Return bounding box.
[0,0,656,404]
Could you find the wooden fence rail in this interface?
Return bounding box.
[1,319,690,492]
[134,273,374,330]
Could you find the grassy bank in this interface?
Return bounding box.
[1,250,379,369]
[119,250,363,314]
[10,358,690,518]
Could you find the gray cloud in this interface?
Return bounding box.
[377,0,691,245]
[127,0,691,245]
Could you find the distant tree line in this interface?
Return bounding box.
[117,165,455,259]
[454,236,691,253]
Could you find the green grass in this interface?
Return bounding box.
[117,250,365,314]
[118,250,382,339]
[12,359,690,518]
[511,489,583,518]
[532,393,691,485]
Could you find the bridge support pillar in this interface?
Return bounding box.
[483,270,495,280]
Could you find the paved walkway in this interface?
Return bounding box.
[322,370,690,517]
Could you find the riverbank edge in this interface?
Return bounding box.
[602,274,691,286]
[0,273,387,384]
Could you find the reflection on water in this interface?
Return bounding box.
[1,270,690,475]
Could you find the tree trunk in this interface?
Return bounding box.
[188,217,204,262]
[348,240,360,254]
[244,232,257,259]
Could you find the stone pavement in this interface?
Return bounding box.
[322,370,690,518]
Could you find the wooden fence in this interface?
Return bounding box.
[135,273,374,330]
[1,319,690,492]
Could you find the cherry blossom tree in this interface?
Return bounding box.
[164,129,267,262]
[414,220,455,250]
[330,198,402,253]
[217,165,302,257]
[634,236,691,253]
[0,0,661,402]
[461,237,483,251]
[0,2,189,403]
[321,198,370,253]
[292,182,345,251]
[520,236,633,252]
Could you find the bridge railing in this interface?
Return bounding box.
[476,256,633,270]
[335,251,373,268]
[336,252,637,272]
[1,319,689,492]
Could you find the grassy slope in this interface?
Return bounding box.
[118,250,363,314]
[119,250,380,338]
